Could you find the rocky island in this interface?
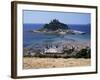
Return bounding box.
[31,19,85,35]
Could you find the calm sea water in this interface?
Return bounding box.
[23,24,91,48]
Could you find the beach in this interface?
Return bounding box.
[23,57,91,69]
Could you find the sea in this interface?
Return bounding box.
[23,24,91,48]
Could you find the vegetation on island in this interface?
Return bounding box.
[43,19,69,31]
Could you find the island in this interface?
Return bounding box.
[31,19,85,35]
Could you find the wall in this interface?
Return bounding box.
[0,0,99,80]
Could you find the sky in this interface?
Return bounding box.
[23,10,91,25]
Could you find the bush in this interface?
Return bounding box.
[75,47,91,58]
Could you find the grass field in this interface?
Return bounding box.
[23,57,91,69]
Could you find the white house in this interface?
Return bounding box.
[44,47,63,54]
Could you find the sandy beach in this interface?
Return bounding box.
[23,57,91,69]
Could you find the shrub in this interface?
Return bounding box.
[75,47,91,58]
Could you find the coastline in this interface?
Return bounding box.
[31,29,86,35]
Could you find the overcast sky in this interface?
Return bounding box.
[23,10,91,25]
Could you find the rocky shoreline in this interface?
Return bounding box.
[30,29,85,35]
